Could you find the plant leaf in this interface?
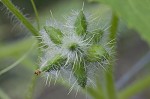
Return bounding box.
[90,0,150,44]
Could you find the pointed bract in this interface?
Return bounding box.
[74,11,87,36]
[91,29,104,44]
[41,54,65,72]
[73,61,87,88]
[87,44,108,62]
[44,26,63,44]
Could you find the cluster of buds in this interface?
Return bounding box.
[35,9,112,88]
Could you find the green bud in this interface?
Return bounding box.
[73,61,87,88]
[41,54,65,72]
[87,44,108,62]
[74,11,87,36]
[91,29,104,43]
[44,26,63,44]
[68,43,79,51]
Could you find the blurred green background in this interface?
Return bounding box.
[0,0,150,99]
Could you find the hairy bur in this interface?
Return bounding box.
[35,10,110,88]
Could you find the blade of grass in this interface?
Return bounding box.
[0,54,28,76]
[0,38,35,58]
[1,0,39,36]
[119,75,150,99]
[0,88,10,99]
[0,42,35,76]
[117,51,150,89]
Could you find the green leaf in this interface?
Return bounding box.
[91,0,150,44]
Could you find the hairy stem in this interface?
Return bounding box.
[105,68,117,99]
[104,13,119,99]
[87,79,105,99]
[87,87,104,99]
[30,0,40,30]
[109,13,119,47]
[1,0,39,36]
[25,75,38,99]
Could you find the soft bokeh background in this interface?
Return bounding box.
[0,0,149,99]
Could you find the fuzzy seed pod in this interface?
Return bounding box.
[36,9,112,89]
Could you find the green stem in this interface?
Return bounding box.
[30,0,40,30]
[0,1,40,99]
[119,75,150,99]
[87,87,104,99]
[109,13,119,47]
[25,75,38,99]
[1,0,39,36]
[105,68,117,99]
[104,13,119,99]
[25,2,40,98]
